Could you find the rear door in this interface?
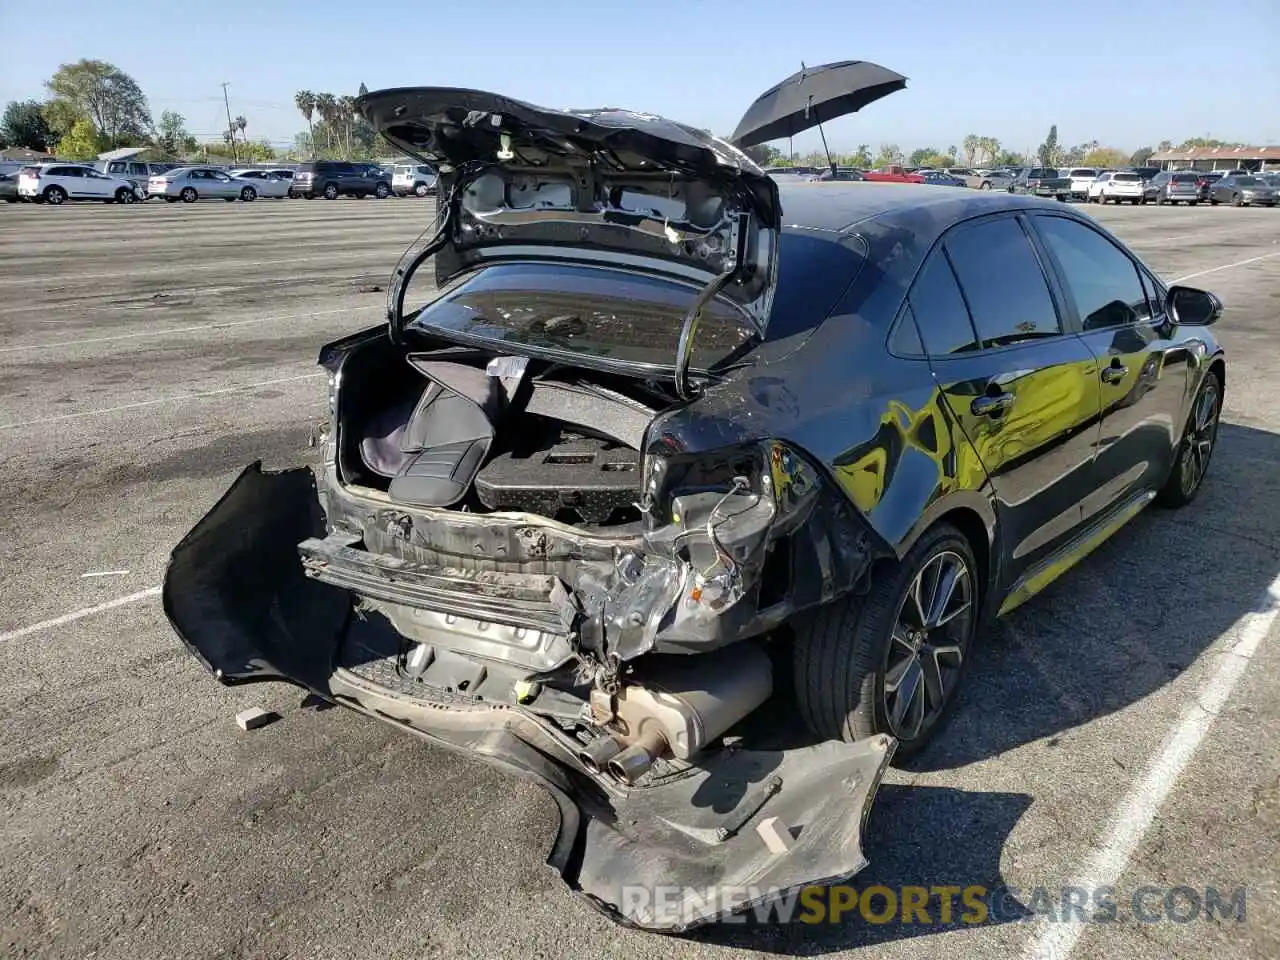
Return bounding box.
[911,214,1102,588]
[1028,213,1192,519]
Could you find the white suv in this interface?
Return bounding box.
[18,164,141,205]
[1088,171,1148,205]
[393,163,437,197]
[1065,167,1098,200]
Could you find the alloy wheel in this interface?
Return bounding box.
[45,187,65,205]
[1180,380,1219,496]
[882,549,973,741]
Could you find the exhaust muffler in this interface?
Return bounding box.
[594,643,773,785]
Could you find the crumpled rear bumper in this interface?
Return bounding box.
[163,462,895,931]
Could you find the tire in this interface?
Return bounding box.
[1056,194,1067,202]
[323,183,339,200]
[44,185,67,205]
[1156,195,1166,205]
[375,181,390,199]
[115,187,135,204]
[1209,197,1219,205]
[3,198,16,203]
[240,186,256,202]
[181,187,198,203]
[793,522,979,760]
[1156,369,1221,508]
[1231,193,1243,207]
[1189,200,1198,206]
[414,182,429,197]
[165,197,178,203]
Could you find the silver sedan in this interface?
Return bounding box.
[228,169,292,199]
[146,167,260,203]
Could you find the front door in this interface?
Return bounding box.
[906,214,1102,589]
[1028,213,1194,520]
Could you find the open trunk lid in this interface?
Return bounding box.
[357,87,781,380]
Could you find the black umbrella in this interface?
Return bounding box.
[730,60,908,164]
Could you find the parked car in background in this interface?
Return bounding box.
[0,171,18,203]
[1009,167,1070,200]
[292,160,393,199]
[812,166,865,181]
[1195,172,1226,202]
[1150,171,1201,205]
[1064,168,1098,200]
[17,164,141,204]
[974,169,1014,191]
[862,164,925,183]
[1208,174,1277,207]
[147,167,259,202]
[918,170,967,187]
[942,167,982,188]
[1129,166,1161,183]
[99,159,180,194]
[228,169,292,199]
[392,163,438,196]
[1089,171,1149,205]
[1259,173,1280,190]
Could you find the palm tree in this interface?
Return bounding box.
[315,93,338,152]
[295,90,316,155]
[234,115,247,144]
[338,95,358,159]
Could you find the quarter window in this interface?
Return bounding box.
[1034,216,1153,329]
[908,250,979,355]
[944,217,1062,347]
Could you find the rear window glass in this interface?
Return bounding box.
[1171,173,1198,183]
[410,263,756,370]
[1069,169,1096,177]
[1113,173,1141,182]
[945,218,1061,348]
[1028,168,1058,178]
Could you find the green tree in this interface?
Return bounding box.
[357,82,369,98]
[338,95,358,158]
[45,59,151,148]
[1,100,54,150]
[995,149,1024,167]
[1129,146,1155,166]
[1157,139,1173,152]
[294,90,317,154]
[1178,137,1243,149]
[848,143,872,167]
[314,93,337,150]
[908,147,938,166]
[156,110,195,155]
[1037,124,1058,166]
[57,116,103,160]
[741,143,781,166]
[873,142,903,168]
[1083,146,1129,169]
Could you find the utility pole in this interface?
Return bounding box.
[221,82,238,164]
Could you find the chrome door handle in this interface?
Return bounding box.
[971,392,1014,417]
[1101,363,1128,384]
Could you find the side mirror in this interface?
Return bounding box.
[1166,285,1222,326]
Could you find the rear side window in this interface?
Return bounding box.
[908,250,978,355]
[1033,216,1153,330]
[945,218,1061,347]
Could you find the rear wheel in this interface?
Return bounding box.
[323,183,339,200]
[240,186,256,201]
[793,522,978,760]
[1231,193,1243,207]
[1209,197,1219,205]
[374,181,390,199]
[414,182,429,197]
[43,185,66,205]
[181,187,198,203]
[114,187,135,204]
[1157,369,1221,508]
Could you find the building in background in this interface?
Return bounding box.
[1150,145,1280,172]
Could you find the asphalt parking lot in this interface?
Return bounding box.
[1,196,1277,960]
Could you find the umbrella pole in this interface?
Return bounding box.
[815,116,835,175]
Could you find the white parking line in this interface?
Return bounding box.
[0,587,162,644]
[0,306,379,355]
[1171,251,1280,284]
[0,371,324,430]
[1024,570,1280,960]
[0,256,339,286]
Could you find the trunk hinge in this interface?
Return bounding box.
[673,212,752,401]
[386,184,459,344]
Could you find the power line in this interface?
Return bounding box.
[220,82,238,164]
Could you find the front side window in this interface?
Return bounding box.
[944,218,1061,348]
[1034,216,1152,330]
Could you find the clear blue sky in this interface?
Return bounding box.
[1,0,1276,154]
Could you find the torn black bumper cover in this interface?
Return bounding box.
[163,463,894,931]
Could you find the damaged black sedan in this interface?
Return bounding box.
[164,86,1226,931]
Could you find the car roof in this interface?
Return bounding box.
[774,181,1058,234]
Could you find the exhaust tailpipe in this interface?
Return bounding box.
[607,728,667,785]
[578,735,623,773]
